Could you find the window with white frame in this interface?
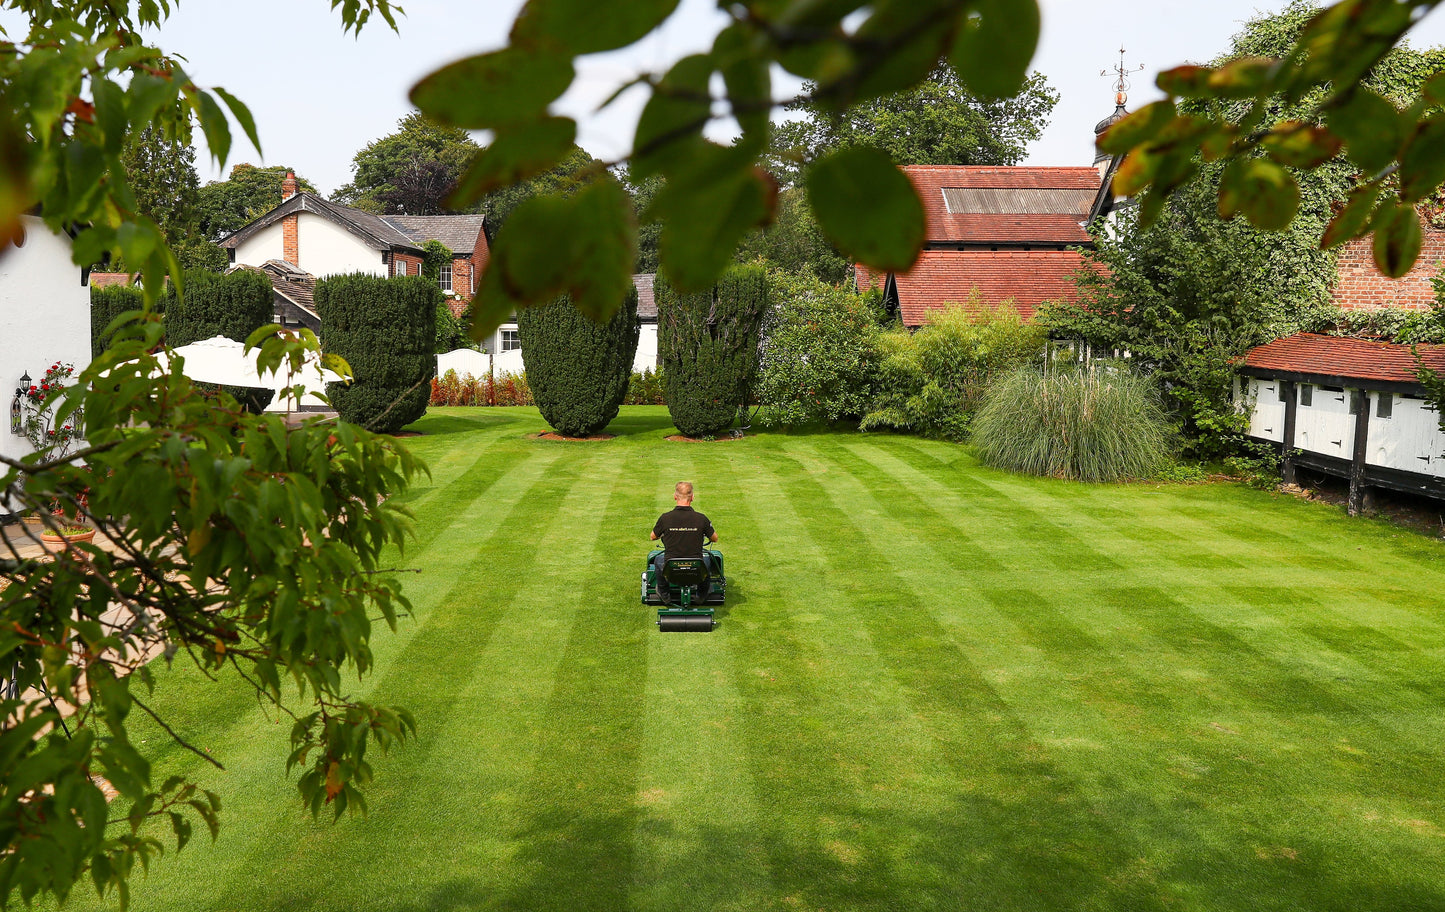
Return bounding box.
[439,264,453,292]
[501,329,520,351]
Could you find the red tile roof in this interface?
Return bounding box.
[89,272,139,287]
[904,165,1102,245]
[1242,333,1445,385]
[889,250,1094,326]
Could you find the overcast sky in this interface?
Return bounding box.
[15,1,1445,194]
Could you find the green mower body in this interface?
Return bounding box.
[643,548,725,632]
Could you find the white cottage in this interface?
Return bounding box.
[1237,333,1445,513]
[2,216,92,514]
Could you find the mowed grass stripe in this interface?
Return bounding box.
[798,438,1183,910]
[126,447,578,911]
[722,442,1031,910]
[626,445,776,912]
[203,442,633,911]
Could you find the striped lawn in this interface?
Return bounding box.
[79,406,1445,912]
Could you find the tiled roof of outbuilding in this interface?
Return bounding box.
[387,215,487,254]
[1242,333,1445,385]
[904,165,1102,245]
[890,250,1093,326]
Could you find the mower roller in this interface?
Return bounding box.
[642,548,725,632]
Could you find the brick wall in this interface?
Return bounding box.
[1333,217,1445,311]
[391,252,423,277]
[451,256,474,300]
[282,214,298,265]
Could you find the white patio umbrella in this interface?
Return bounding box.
[145,336,346,411]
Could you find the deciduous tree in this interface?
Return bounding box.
[334,112,479,215]
[196,164,319,241]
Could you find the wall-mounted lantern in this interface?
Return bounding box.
[10,371,30,437]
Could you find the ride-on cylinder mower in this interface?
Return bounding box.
[642,548,725,631]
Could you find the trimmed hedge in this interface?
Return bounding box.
[658,265,768,437]
[519,290,639,437]
[90,284,146,358]
[318,273,440,433]
[163,268,277,413]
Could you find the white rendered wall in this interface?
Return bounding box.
[0,217,92,485]
[634,324,658,372]
[297,214,385,277]
[232,226,285,267]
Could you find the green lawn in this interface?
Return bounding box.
[84,406,1445,912]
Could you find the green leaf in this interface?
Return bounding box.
[1423,71,1445,108]
[632,54,714,178]
[806,145,924,272]
[1155,65,1214,97]
[835,0,957,106]
[447,117,577,209]
[1397,114,1445,202]
[470,178,637,335]
[1206,57,1277,99]
[192,91,232,167]
[950,0,1040,100]
[1217,157,1299,231]
[654,156,776,292]
[1261,122,1342,169]
[511,0,681,55]
[410,48,575,129]
[1321,183,1381,249]
[213,88,262,157]
[714,24,771,142]
[1096,101,1176,156]
[1328,88,1405,173]
[1373,201,1422,278]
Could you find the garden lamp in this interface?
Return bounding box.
[10,370,29,436]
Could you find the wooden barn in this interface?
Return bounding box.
[1237,333,1445,512]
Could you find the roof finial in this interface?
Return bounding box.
[1101,46,1144,110]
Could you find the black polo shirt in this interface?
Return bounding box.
[653,505,714,558]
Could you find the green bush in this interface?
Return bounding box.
[756,271,882,427]
[90,283,146,358]
[657,265,768,437]
[626,367,666,405]
[970,366,1176,483]
[519,290,639,437]
[318,273,440,433]
[162,268,277,413]
[862,296,1046,440]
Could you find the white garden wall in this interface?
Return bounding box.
[1,217,91,506]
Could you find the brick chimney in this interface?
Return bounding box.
[281,171,298,201]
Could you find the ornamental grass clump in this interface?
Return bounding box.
[971,366,1175,483]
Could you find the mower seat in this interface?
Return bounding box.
[663,556,710,587]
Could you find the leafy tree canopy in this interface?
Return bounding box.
[117,127,225,270]
[196,164,318,241]
[333,112,479,215]
[765,65,1059,187]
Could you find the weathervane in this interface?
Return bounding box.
[1101,47,1144,108]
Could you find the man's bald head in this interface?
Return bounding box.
[674,481,694,504]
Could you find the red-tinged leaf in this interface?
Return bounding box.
[324,761,343,801]
[1329,88,1405,173]
[1155,65,1213,96]
[1206,57,1277,99]
[1096,101,1176,155]
[1321,184,1381,249]
[1111,149,1158,198]
[807,145,923,273]
[1218,158,1299,230]
[1262,122,1343,169]
[1373,202,1422,278]
[1397,114,1445,202]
